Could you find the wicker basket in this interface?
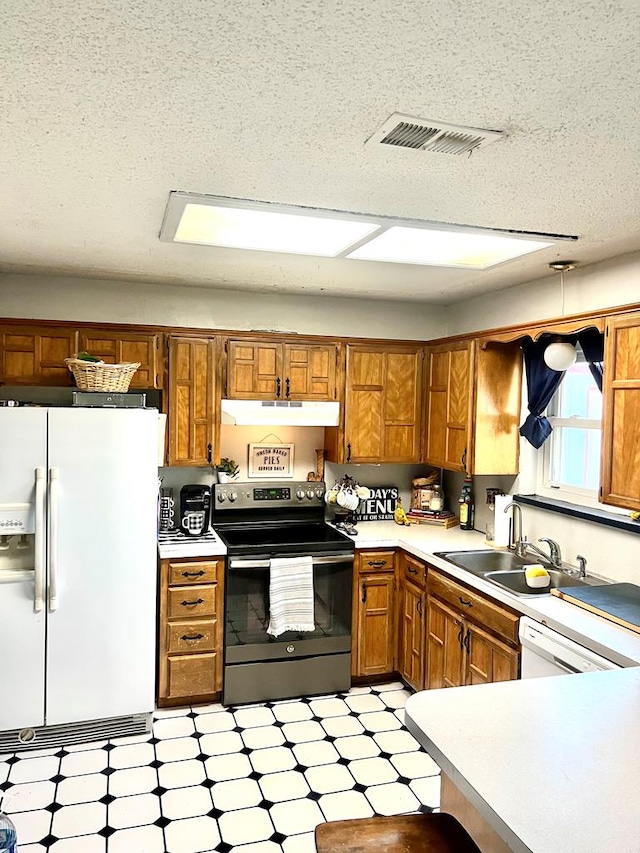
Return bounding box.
[65,358,141,392]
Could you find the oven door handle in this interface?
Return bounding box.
[228,554,354,570]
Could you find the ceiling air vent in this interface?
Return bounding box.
[366,113,504,156]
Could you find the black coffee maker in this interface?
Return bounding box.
[180,485,211,536]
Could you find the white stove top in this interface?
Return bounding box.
[157,528,227,559]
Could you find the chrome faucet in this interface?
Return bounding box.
[537,537,563,568]
[503,502,523,554]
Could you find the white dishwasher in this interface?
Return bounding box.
[519,616,622,678]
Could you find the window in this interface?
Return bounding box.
[539,349,602,503]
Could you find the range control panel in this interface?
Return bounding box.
[214,481,326,510]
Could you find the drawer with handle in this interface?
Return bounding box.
[168,585,217,619]
[401,552,426,588]
[166,653,218,698]
[168,560,220,586]
[428,569,519,646]
[167,619,217,654]
[358,550,395,573]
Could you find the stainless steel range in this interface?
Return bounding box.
[212,481,355,706]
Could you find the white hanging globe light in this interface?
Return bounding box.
[543,341,577,371]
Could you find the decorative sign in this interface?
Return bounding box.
[248,444,294,479]
[358,486,399,521]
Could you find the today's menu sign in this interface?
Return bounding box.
[358,486,399,520]
[248,444,294,478]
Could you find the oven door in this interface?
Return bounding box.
[225,552,353,664]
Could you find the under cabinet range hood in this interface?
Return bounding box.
[221,399,340,427]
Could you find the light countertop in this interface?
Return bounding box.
[344,520,640,666]
[157,530,226,559]
[404,667,640,853]
[157,519,640,665]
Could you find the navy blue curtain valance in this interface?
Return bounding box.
[519,328,605,448]
[519,335,576,448]
[577,327,604,391]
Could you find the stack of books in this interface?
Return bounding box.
[406,508,459,528]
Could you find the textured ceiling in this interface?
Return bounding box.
[1,0,640,304]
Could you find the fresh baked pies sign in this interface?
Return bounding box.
[248,444,294,478]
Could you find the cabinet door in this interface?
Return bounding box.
[426,597,465,689]
[78,329,161,389]
[465,623,519,685]
[168,336,215,466]
[227,339,282,399]
[344,346,421,463]
[283,343,337,401]
[0,325,77,385]
[601,312,640,511]
[353,573,395,677]
[424,342,474,472]
[398,578,425,691]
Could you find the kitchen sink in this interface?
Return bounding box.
[434,549,535,576]
[435,549,606,597]
[483,569,594,596]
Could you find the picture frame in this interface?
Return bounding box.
[248,443,295,479]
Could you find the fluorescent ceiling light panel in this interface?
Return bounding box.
[346,226,554,268]
[173,202,379,256]
[161,193,571,268]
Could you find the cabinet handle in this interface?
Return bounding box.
[457,624,464,648]
[368,560,386,567]
[416,597,423,615]
[362,582,367,603]
[285,377,290,399]
[182,570,205,578]
[461,448,467,471]
[181,598,204,607]
[407,566,418,574]
[459,596,473,608]
[276,377,281,398]
[181,633,204,641]
[346,443,351,463]
[207,443,212,464]
[464,628,471,653]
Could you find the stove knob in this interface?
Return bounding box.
[315,488,324,500]
[228,491,238,503]
[217,492,226,503]
[306,489,314,500]
[296,489,305,500]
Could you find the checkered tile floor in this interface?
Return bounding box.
[0,683,440,852]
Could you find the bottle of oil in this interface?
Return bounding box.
[458,474,475,531]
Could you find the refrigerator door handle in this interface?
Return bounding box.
[34,467,46,612]
[48,467,60,612]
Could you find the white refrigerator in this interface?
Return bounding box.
[0,407,158,746]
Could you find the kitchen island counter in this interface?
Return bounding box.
[404,667,640,853]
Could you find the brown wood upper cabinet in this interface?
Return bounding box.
[600,312,640,511]
[0,325,78,385]
[167,336,216,467]
[226,338,338,401]
[78,329,162,389]
[423,340,521,474]
[330,344,422,464]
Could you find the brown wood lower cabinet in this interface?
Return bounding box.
[352,550,396,677]
[397,552,427,691]
[158,557,224,705]
[426,567,520,689]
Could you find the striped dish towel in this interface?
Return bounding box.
[267,556,315,638]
